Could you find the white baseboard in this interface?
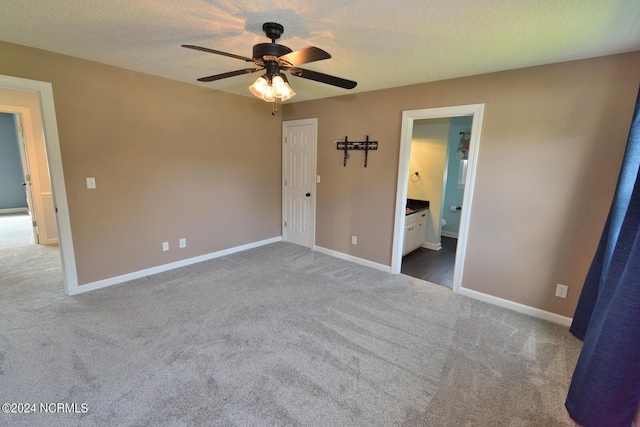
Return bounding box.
[0,207,29,215]
[441,230,459,239]
[68,237,574,328]
[458,287,573,327]
[421,241,442,251]
[314,246,391,273]
[69,236,282,295]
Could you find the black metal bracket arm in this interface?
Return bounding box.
[336,135,378,167]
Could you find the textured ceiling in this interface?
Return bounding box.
[1,0,639,102]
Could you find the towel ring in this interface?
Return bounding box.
[410,171,420,182]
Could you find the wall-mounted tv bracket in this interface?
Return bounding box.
[336,135,378,167]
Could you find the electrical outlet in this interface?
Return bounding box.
[179,238,186,248]
[555,284,568,298]
[162,242,169,251]
[351,236,357,245]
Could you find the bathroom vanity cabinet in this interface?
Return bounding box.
[403,210,427,255]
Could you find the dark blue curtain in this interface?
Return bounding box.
[566,87,640,426]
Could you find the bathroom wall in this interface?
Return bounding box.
[408,118,450,248]
[442,116,473,237]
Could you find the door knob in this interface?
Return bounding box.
[305,193,311,197]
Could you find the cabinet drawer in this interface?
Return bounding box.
[405,212,421,226]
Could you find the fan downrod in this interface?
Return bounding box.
[263,22,284,43]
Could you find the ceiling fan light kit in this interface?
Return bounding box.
[183,22,356,114]
[249,73,295,102]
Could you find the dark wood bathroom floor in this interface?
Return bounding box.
[401,237,457,288]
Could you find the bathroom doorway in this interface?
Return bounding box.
[0,74,77,294]
[391,104,484,293]
[400,116,471,288]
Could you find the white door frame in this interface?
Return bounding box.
[391,104,484,294]
[0,74,78,294]
[282,118,317,248]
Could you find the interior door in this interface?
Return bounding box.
[15,113,39,243]
[282,118,317,248]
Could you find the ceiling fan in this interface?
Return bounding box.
[182,22,357,111]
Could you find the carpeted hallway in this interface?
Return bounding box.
[0,237,581,426]
[0,212,35,249]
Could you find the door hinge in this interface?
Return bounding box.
[25,174,31,182]
[284,180,287,186]
[32,220,37,227]
[284,221,287,227]
[18,124,24,135]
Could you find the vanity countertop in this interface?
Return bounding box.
[406,199,429,215]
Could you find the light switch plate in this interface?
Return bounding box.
[86,177,96,189]
[555,284,568,298]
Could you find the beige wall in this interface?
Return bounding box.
[0,41,282,285]
[1,38,638,318]
[283,52,640,317]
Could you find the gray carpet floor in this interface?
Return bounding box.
[0,213,34,249]
[0,238,581,426]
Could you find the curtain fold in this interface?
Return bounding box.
[566,87,640,426]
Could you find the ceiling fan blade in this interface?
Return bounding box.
[288,68,357,89]
[182,44,255,63]
[278,47,331,67]
[197,68,263,82]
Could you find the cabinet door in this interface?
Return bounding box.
[403,223,420,256]
[416,212,427,247]
[403,225,413,256]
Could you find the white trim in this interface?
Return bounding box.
[391,104,485,298]
[0,74,77,294]
[459,287,573,327]
[69,236,282,295]
[0,208,29,215]
[314,246,391,273]
[282,118,317,249]
[420,242,442,251]
[441,230,459,239]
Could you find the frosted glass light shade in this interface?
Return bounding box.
[279,85,296,101]
[249,74,296,102]
[271,75,291,98]
[263,84,275,102]
[249,76,269,99]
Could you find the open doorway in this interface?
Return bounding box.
[400,116,471,287]
[0,111,39,248]
[391,104,484,293]
[0,108,57,245]
[0,74,78,294]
